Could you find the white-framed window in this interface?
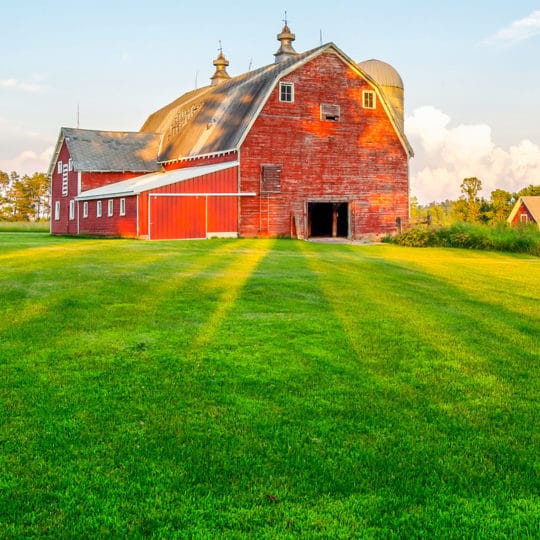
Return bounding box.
[96,200,102,218]
[57,161,62,174]
[54,200,60,220]
[68,158,73,172]
[119,198,126,216]
[279,82,294,103]
[108,199,114,217]
[520,214,528,224]
[69,200,75,220]
[83,201,88,218]
[321,103,341,121]
[363,90,376,109]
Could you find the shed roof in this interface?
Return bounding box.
[48,127,162,176]
[76,161,240,200]
[140,43,413,163]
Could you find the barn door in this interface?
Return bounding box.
[150,195,206,240]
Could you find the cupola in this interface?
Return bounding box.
[274,18,298,63]
[210,44,231,86]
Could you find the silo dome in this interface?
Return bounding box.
[358,59,404,131]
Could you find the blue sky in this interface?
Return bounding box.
[2,0,540,202]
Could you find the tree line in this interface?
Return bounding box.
[0,169,538,226]
[411,178,540,227]
[0,171,50,221]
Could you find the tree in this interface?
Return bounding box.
[4,172,50,221]
[454,177,483,223]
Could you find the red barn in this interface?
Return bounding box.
[49,24,413,240]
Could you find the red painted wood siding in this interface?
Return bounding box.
[78,196,138,237]
[50,141,79,235]
[239,51,409,238]
[81,171,141,192]
[146,166,239,239]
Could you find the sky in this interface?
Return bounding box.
[2,0,540,203]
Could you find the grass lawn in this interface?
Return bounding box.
[0,234,538,538]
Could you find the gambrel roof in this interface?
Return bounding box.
[141,43,414,164]
[47,128,162,176]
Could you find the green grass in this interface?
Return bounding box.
[0,234,538,538]
[0,221,50,232]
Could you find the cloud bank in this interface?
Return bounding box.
[483,10,540,45]
[1,78,45,93]
[406,106,540,203]
[0,147,54,176]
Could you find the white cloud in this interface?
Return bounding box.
[0,147,54,175]
[1,78,44,93]
[482,10,540,45]
[406,105,540,203]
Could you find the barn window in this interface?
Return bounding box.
[108,199,114,217]
[119,198,126,216]
[96,200,102,218]
[62,163,69,197]
[261,164,282,193]
[363,90,376,109]
[279,82,294,103]
[321,103,341,121]
[520,213,528,224]
[54,201,60,220]
[68,158,73,171]
[83,201,88,218]
[57,161,62,174]
[69,200,75,220]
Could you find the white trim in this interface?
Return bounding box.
[119,197,126,216]
[54,200,60,220]
[96,200,102,218]
[107,199,114,217]
[279,81,294,103]
[83,201,89,218]
[148,192,256,197]
[69,200,75,220]
[362,90,376,109]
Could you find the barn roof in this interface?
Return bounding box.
[76,160,240,200]
[507,196,540,225]
[47,127,163,176]
[140,43,413,163]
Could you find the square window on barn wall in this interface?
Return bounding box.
[57,161,62,174]
[321,103,341,121]
[119,198,126,216]
[261,164,282,193]
[108,199,114,217]
[83,201,88,218]
[279,82,294,102]
[363,90,376,109]
[54,201,60,220]
[97,200,102,218]
[68,158,73,171]
[69,200,75,220]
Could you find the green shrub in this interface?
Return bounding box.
[386,222,540,256]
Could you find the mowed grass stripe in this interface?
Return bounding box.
[0,235,538,538]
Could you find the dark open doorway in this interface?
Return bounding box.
[308,202,349,238]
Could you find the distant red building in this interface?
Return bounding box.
[49,24,413,240]
[507,196,540,229]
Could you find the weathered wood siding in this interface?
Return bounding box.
[239,51,409,238]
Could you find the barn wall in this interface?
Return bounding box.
[50,140,79,235]
[239,51,409,238]
[147,166,239,239]
[78,196,138,237]
[81,171,142,192]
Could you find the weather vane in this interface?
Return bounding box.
[218,40,223,54]
[283,11,288,26]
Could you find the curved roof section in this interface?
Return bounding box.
[140,44,413,162]
[357,59,403,89]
